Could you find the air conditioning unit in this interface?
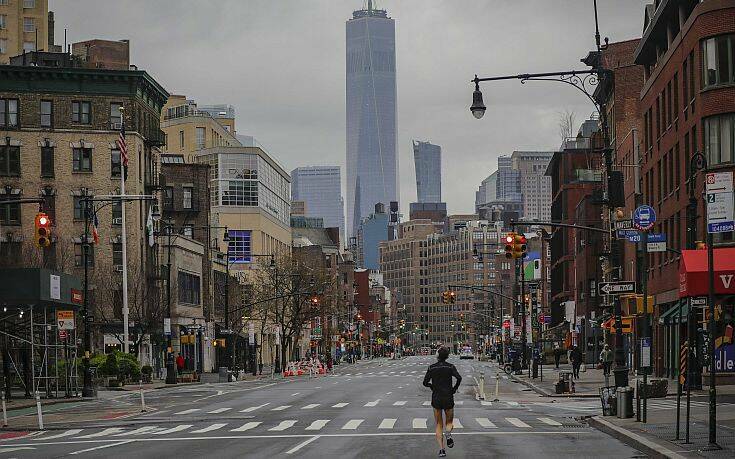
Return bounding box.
[110,122,122,130]
[114,265,124,272]
[112,217,123,225]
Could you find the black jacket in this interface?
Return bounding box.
[423,361,462,397]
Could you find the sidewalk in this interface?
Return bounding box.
[507,362,610,398]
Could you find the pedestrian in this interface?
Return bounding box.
[570,346,582,379]
[423,347,462,458]
[599,344,613,376]
[176,353,184,377]
[553,342,561,369]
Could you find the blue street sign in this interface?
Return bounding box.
[617,229,639,238]
[627,234,642,243]
[633,205,656,231]
[647,233,666,243]
[708,221,735,233]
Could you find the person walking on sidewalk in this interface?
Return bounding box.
[570,346,582,379]
[553,342,561,369]
[423,347,462,457]
[599,344,613,376]
[176,353,185,376]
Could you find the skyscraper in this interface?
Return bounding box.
[413,140,441,203]
[511,151,554,222]
[346,1,398,236]
[291,166,346,243]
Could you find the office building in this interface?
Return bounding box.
[346,1,398,236]
[356,203,390,270]
[291,166,345,243]
[413,140,441,203]
[0,0,49,64]
[511,151,554,222]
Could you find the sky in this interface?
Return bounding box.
[51,0,647,215]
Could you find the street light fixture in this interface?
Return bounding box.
[470,75,486,119]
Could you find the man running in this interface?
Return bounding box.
[423,347,462,457]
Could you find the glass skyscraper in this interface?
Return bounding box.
[413,140,441,203]
[291,166,346,243]
[346,2,397,236]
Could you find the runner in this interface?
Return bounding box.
[422,347,462,457]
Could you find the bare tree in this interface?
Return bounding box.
[558,109,577,142]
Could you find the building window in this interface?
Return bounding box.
[112,201,122,223]
[196,127,205,150]
[702,35,735,89]
[0,99,19,128]
[0,202,20,225]
[41,146,54,177]
[0,39,6,54]
[23,17,34,32]
[24,0,36,8]
[72,147,92,172]
[182,187,193,209]
[179,130,184,150]
[110,103,122,129]
[704,113,735,166]
[163,186,174,209]
[227,230,252,264]
[72,101,91,124]
[74,243,94,267]
[112,243,123,266]
[178,271,201,305]
[39,100,52,127]
[0,145,20,176]
[22,41,34,52]
[73,196,86,220]
[182,225,193,237]
[0,15,6,30]
[111,149,121,177]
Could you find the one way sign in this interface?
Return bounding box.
[598,281,637,295]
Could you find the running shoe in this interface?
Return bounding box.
[446,432,454,448]
[438,449,446,457]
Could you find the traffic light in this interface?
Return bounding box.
[310,296,319,306]
[512,233,527,259]
[442,291,449,304]
[34,212,52,248]
[504,232,515,259]
[448,290,456,304]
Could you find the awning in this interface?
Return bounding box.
[658,301,689,324]
[679,248,735,297]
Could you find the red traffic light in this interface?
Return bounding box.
[505,234,514,244]
[34,212,52,248]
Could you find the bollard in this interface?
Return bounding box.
[35,391,43,430]
[479,371,486,400]
[1,393,7,427]
[139,380,147,412]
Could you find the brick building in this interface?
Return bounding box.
[0,56,168,356]
[633,0,735,378]
[0,0,49,63]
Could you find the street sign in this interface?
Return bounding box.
[543,315,551,324]
[164,317,171,336]
[633,205,656,231]
[706,171,734,233]
[706,171,733,194]
[614,219,633,230]
[57,310,74,330]
[647,241,667,252]
[647,233,666,243]
[617,229,639,240]
[626,233,642,243]
[690,296,707,307]
[599,281,636,295]
[640,337,651,368]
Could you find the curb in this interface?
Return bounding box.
[587,416,689,459]
[2,397,94,412]
[507,371,598,398]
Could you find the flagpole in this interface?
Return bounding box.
[120,108,130,354]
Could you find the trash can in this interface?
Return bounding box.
[616,386,634,418]
[218,367,229,383]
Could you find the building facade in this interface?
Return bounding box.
[0,0,49,63]
[345,2,397,236]
[511,151,554,222]
[413,140,441,203]
[356,203,390,270]
[290,165,345,243]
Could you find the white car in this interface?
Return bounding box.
[459,348,474,360]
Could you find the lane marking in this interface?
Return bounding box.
[271,405,292,411]
[332,403,349,408]
[231,422,261,432]
[453,418,463,429]
[34,429,82,440]
[481,401,492,406]
[113,426,159,437]
[378,418,397,429]
[270,420,297,431]
[285,435,320,455]
[240,403,270,413]
[304,420,330,431]
[412,418,427,429]
[0,446,35,453]
[191,423,227,434]
[174,409,200,415]
[207,408,232,414]
[476,418,497,428]
[422,401,431,406]
[538,417,562,426]
[152,425,192,435]
[506,401,519,406]
[301,404,319,410]
[506,418,531,428]
[341,419,363,430]
[69,440,134,455]
[291,393,300,396]
[393,401,406,406]
[76,428,126,439]
[364,400,380,407]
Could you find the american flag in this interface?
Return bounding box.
[117,120,128,168]
[92,213,100,244]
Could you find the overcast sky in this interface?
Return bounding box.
[51,0,646,215]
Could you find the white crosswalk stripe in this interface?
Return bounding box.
[364,400,380,407]
[481,401,492,406]
[191,423,227,433]
[231,422,262,432]
[207,408,232,414]
[269,420,297,431]
[378,418,397,429]
[393,401,406,406]
[422,401,431,406]
[301,404,319,410]
[506,401,519,406]
[174,409,200,415]
[453,418,463,429]
[455,401,464,405]
[412,418,427,429]
[506,418,531,428]
[271,405,292,411]
[113,426,160,437]
[538,417,562,426]
[305,420,330,431]
[34,429,82,440]
[476,417,497,428]
[152,425,193,435]
[342,419,363,430]
[332,402,349,408]
[240,403,269,413]
[76,428,126,438]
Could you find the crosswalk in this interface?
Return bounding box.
[539,397,735,414]
[26,415,579,442]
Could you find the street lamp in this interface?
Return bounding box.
[470,75,486,119]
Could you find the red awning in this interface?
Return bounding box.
[679,248,735,297]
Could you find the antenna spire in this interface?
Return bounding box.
[368,0,373,12]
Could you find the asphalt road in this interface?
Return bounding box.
[0,356,643,458]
